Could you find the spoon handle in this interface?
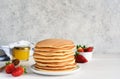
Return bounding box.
[0,65,6,72]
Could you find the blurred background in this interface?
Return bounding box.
[0,0,120,54]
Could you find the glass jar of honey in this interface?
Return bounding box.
[12,46,30,61]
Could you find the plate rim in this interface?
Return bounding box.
[30,64,80,76]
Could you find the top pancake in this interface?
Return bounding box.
[35,39,75,48]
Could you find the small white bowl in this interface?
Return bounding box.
[79,52,93,61]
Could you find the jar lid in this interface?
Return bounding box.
[13,46,30,50]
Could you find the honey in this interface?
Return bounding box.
[12,46,30,61]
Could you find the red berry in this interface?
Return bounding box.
[77,47,84,52]
[12,66,25,77]
[5,63,15,74]
[75,54,88,63]
[84,47,93,52]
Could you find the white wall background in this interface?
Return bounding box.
[0,0,120,54]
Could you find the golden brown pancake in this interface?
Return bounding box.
[35,39,75,48]
[34,46,75,52]
[33,51,74,56]
[35,60,75,66]
[34,64,76,72]
[35,63,76,68]
[34,66,76,72]
[35,46,75,50]
[34,55,74,60]
[35,59,75,64]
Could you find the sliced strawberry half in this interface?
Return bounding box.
[84,47,93,52]
[75,53,88,63]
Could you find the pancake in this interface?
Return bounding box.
[35,59,75,64]
[34,54,74,60]
[35,46,75,50]
[34,48,75,52]
[34,63,76,69]
[35,60,75,66]
[34,56,74,62]
[34,46,75,52]
[35,39,75,48]
[34,51,74,56]
[33,39,77,72]
[34,63,76,72]
[34,66,76,72]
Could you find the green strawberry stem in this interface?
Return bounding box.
[24,67,27,74]
[82,45,86,49]
[76,45,81,49]
[76,45,87,49]
[75,51,79,56]
[6,61,11,65]
[20,65,27,74]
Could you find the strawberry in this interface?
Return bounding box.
[12,66,26,77]
[77,47,84,52]
[75,53,88,63]
[76,45,84,52]
[5,63,15,74]
[84,47,93,52]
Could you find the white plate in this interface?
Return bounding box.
[31,64,80,76]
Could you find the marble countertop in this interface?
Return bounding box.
[0,54,120,79]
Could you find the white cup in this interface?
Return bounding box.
[79,52,93,61]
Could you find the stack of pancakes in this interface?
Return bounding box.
[33,39,77,72]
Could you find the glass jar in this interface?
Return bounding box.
[12,46,30,61]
